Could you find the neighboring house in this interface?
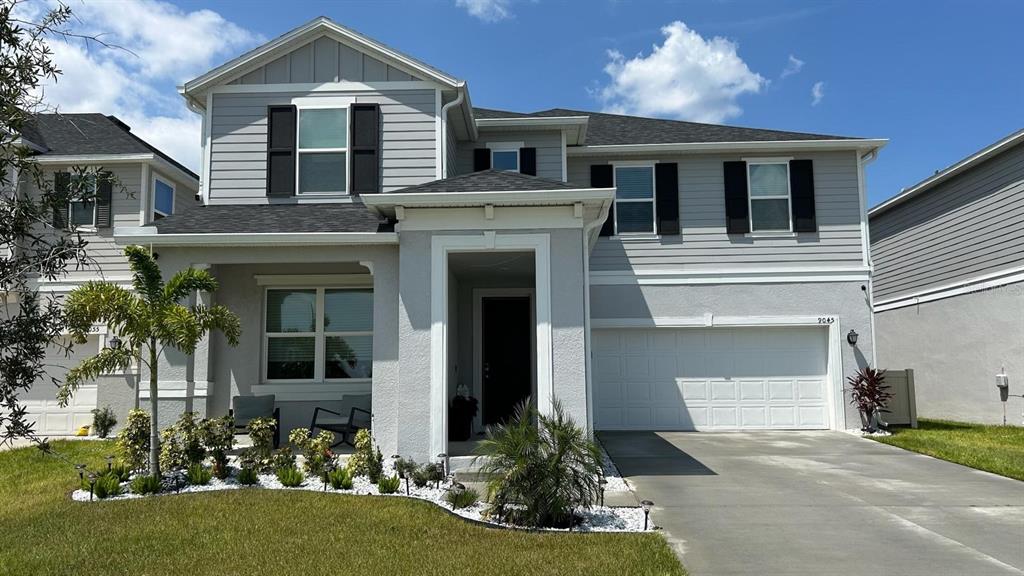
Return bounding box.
[871,129,1024,424]
[11,113,199,435]
[107,16,885,460]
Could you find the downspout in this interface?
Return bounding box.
[581,198,612,435]
[439,87,465,178]
[184,94,207,203]
[859,149,880,367]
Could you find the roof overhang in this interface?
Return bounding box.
[113,227,397,247]
[870,128,1024,218]
[568,138,889,156]
[475,116,589,145]
[181,17,462,99]
[32,154,199,187]
[362,187,615,218]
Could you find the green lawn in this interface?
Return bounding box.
[873,419,1024,481]
[0,441,684,576]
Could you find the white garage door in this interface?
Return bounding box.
[593,326,831,430]
[21,335,101,436]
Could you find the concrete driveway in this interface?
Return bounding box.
[600,431,1024,576]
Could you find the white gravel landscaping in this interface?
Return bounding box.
[71,458,650,533]
[597,439,631,493]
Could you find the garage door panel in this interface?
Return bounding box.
[594,326,831,431]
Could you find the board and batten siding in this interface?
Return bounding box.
[454,130,564,181]
[227,37,421,85]
[871,140,1024,301]
[208,89,438,202]
[567,151,865,273]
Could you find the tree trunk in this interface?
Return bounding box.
[148,339,160,477]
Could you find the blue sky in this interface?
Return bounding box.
[41,0,1023,206]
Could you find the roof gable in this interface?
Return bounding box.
[184,17,461,95]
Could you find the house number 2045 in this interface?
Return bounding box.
[817,317,835,324]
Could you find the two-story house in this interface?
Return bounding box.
[111,17,886,460]
[13,113,199,435]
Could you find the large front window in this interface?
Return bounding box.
[264,288,372,382]
[614,165,655,234]
[747,162,792,232]
[298,108,348,194]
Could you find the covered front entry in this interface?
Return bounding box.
[593,326,832,430]
[479,293,533,426]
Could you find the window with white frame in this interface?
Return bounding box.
[488,142,521,172]
[68,173,97,227]
[297,107,348,194]
[747,161,792,232]
[614,165,656,234]
[264,288,372,382]
[153,177,174,220]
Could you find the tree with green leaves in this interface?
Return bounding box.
[59,246,240,476]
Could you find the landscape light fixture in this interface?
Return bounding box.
[75,463,86,484]
[598,477,608,507]
[105,455,114,472]
[87,472,97,502]
[437,452,448,477]
[641,500,654,531]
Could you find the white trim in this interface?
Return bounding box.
[209,81,441,95]
[568,139,888,156]
[295,104,351,196]
[473,288,536,430]
[113,228,398,246]
[856,150,877,268]
[139,382,211,400]
[873,265,1024,312]
[362,187,615,214]
[591,315,845,431]
[434,89,442,180]
[250,381,371,402]
[870,128,1024,217]
[611,164,656,236]
[431,233,552,458]
[34,153,153,164]
[255,274,372,287]
[139,164,150,225]
[589,265,871,285]
[203,91,213,202]
[151,174,175,219]
[560,130,568,182]
[746,160,793,233]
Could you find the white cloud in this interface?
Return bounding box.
[781,54,804,78]
[455,0,512,22]
[28,0,262,172]
[811,81,825,106]
[598,21,766,124]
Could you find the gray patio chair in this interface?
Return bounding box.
[229,394,280,448]
[309,394,372,448]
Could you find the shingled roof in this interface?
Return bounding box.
[20,113,198,180]
[392,169,577,194]
[152,202,393,234]
[473,107,855,145]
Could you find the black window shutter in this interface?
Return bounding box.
[96,171,113,227]
[519,147,537,176]
[350,103,380,194]
[52,171,69,229]
[723,161,749,234]
[789,159,816,233]
[591,164,615,236]
[655,163,680,235]
[473,148,491,171]
[266,105,296,197]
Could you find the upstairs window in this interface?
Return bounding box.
[153,177,174,220]
[614,165,656,234]
[297,108,348,194]
[491,149,519,171]
[747,162,791,232]
[69,174,97,227]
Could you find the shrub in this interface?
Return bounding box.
[394,457,418,479]
[187,464,212,486]
[116,409,150,472]
[445,487,480,509]
[237,467,259,486]
[414,463,444,488]
[269,447,295,472]
[109,461,132,483]
[247,417,277,460]
[288,428,335,477]
[93,472,123,499]
[201,415,235,479]
[328,467,353,490]
[91,406,117,438]
[276,465,305,488]
[848,367,892,431]
[377,474,401,494]
[130,474,161,495]
[475,399,601,528]
[346,429,383,482]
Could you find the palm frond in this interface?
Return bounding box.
[124,245,164,304]
[157,304,203,354]
[164,268,218,303]
[63,282,144,342]
[194,304,241,347]
[58,346,137,407]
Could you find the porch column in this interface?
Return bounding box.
[397,231,434,461]
[191,263,212,416]
[369,253,400,459]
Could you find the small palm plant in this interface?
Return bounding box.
[57,246,240,477]
[474,398,601,528]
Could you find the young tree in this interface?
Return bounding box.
[60,246,240,476]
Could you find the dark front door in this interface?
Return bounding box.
[482,296,532,426]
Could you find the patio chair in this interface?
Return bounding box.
[309,394,372,448]
[229,394,280,448]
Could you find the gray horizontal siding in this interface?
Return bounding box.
[871,141,1024,300]
[208,89,438,202]
[567,151,865,272]
[227,37,421,85]
[454,130,564,181]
